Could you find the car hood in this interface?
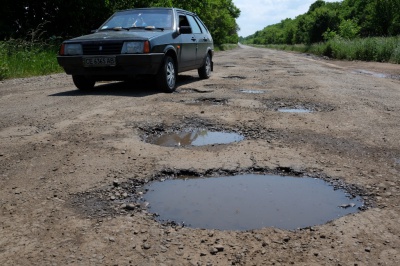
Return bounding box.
[69,30,171,42]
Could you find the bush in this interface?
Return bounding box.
[0,39,62,80]
[252,36,400,64]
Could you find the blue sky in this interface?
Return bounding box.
[233,0,340,37]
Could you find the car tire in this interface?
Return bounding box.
[198,53,211,79]
[72,75,95,90]
[157,56,176,93]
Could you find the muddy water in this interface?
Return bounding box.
[143,174,363,231]
[147,130,244,147]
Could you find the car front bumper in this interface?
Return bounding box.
[57,53,164,78]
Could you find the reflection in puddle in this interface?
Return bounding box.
[278,108,312,113]
[147,130,244,147]
[143,174,363,231]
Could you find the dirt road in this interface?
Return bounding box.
[1,45,399,265]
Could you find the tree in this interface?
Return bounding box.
[0,0,241,45]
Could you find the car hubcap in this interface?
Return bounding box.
[166,61,175,88]
[205,57,211,76]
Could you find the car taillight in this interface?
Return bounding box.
[59,44,65,55]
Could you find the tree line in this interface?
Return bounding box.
[242,0,400,45]
[0,0,240,45]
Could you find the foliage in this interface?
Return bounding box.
[0,0,240,45]
[243,0,400,46]
[338,19,360,39]
[0,40,62,80]
[251,36,400,64]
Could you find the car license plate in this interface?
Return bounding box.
[83,56,116,67]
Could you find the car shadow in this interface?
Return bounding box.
[50,75,203,97]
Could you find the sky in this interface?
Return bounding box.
[233,0,340,37]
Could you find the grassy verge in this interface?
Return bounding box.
[0,40,63,80]
[215,43,239,51]
[249,36,400,64]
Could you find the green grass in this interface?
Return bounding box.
[0,40,63,80]
[215,43,239,51]
[249,36,400,64]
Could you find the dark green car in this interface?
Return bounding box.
[57,8,214,92]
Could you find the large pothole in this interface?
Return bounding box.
[68,168,373,231]
[142,174,364,231]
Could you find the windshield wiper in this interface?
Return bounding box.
[99,27,130,31]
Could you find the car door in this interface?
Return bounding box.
[186,15,209,67]
[178,14,197,70]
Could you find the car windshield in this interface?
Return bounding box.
[99,9,173,30]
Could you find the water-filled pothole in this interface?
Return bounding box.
[352,69,400,80]
[142,174,364,231]
[146,129,244,147]
[239,89,266,94]
[278,108,313,113]
[263,98,335,112]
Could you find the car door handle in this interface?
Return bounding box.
[191,37,197,41]
[203,37,208,41]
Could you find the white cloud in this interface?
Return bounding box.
[233,0,341,37]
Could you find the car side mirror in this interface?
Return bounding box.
[179,26,192,34]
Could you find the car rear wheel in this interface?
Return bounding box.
[72,75,95,90]
[157,56,176,93]
[198,53,212,79]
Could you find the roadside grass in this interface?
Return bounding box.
[252,36,400,64]
[215,43,239,51]
[0,40,63,80]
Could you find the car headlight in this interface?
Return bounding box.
[121,41,150,54]
[62,43,83,55]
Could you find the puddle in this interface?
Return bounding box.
[353,69,400,80]
[142,174,364,231]
[278,108,313,113]
[239,89,265,94]
[263,99,335,112]
[146,129,244,147]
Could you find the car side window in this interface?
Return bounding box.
[187,15,202,34]
[196,17,209,34]
[179,15,190,27]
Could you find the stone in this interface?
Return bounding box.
[209,248,218,255]
[214,245,224,252]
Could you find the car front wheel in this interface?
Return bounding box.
[198,53,212,79]
[157,56,176,93]
[72,75,95,90]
